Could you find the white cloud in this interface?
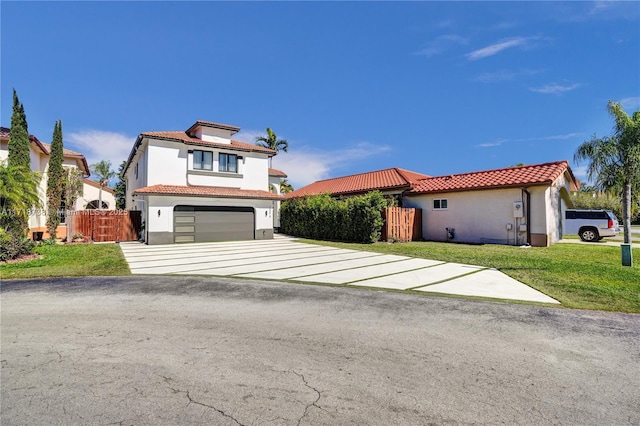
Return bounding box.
[572,165,589,181]
[234,129,266,145]
[271,143,391,189]
[234,129,392,188]
[619,97,640,110]
[476,132,582,148]
[473,68,542,83]
[529,82,582,95]
[414,34,468,57]
[466,37,529,60]
[66,130,135,171]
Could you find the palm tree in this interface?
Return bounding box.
[574,101,640,246]
[90,160,116,210]
[280,179,294,194]
[255,128,288,167]
[0,163,41,235]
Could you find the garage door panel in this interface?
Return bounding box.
[174,205,254,243]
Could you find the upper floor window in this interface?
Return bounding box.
[219,153,237,173]
[134,162,139,179]
[433,199,448,210]
[193,150,213,170]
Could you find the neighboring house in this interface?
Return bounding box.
[123,120,285,244]
[285,167,430,202]
[81,178,117,209]
[268,168,287,229]
[288,161,578,247]
[0,126,91,239]
[403,161,578,247]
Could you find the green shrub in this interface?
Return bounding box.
[571,191,639,222]
[281,191,389,243]
[0,228,35,261]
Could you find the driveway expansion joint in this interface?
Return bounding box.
[121,238,558,304]
[406,267,489,291]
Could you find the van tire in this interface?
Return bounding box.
[579,227,599,242]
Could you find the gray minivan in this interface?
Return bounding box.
[564,209,620,242]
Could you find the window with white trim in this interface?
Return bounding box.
[219,153,237,173]
[193,150,213,170]
[433,199,448,210]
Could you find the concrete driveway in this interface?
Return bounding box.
[120,236,558,304]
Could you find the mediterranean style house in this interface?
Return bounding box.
[123,120,285,244]
[0,126,116,239]
[287,161,578,247]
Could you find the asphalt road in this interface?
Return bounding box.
[1,276,639,425]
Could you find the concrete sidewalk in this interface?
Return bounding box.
[557,239,640,248]
[120,236,559,304]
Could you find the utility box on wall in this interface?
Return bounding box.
[513,201,524,218]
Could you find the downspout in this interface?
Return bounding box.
[522,188,531,245]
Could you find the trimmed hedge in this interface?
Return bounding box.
[280,191,389,243]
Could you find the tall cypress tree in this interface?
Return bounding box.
[46,120,64,239]
[7,89,31,170]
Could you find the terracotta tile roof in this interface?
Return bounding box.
[133,184,285,200]
[1,126,90,175]
[1,125,49,155]
[39,142,84,158]
[268,168,287,178]
[407,161,576,194]
[286,167,430,198]
[139,131,276,155]
[83,178,116,194]
[186,120,241,135]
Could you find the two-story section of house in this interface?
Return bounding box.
[1,126,91,240]
[123,120,285,244]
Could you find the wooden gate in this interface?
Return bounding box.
[382,207,422,242]
[71,210,142,242]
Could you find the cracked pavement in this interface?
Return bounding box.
[1,276,639,425]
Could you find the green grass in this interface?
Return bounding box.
[0,244,131,280]
[2,238,639,313]
[302,239,640,313]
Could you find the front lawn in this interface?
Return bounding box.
[303,239,640,313]
[0,243,131,280]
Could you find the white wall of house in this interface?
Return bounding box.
[240,155,269,190]
[125,141,148,211]
[126,138,272,193]
[268,176,282,228]
[0,140,7,162]
[147,140,186,186]
[78,182,116,210]
[194,127,235,144]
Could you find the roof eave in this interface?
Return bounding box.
[405,181,553,196]
[133,191,284,200]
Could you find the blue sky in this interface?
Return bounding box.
[2,1,639,188]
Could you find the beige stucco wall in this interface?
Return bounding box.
[403,171,575,246]
[404,187,530,245]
